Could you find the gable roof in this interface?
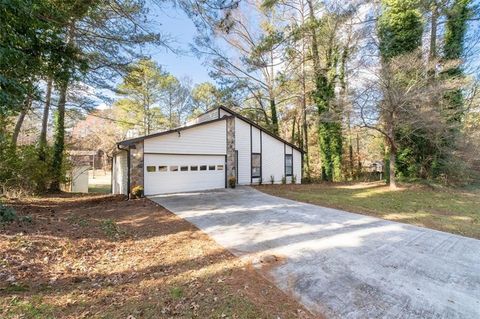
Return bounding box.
[217,106,303,153]
[117,106,304,154]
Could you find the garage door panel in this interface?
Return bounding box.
[144,154,225,195]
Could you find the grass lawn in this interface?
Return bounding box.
[1,194,313,319]
[256,182,480,239]
[88,184,111,194]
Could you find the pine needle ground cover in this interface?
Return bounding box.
[256,183,480,239]
[0,194,313,319]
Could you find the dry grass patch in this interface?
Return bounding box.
[1,194,313,319]
[256,182,480,239]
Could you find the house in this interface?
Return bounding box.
[112,106,303,196]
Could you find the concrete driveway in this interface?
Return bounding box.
[150,187,480,318]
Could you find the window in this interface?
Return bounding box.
[190,166,198,171]
[217,165,224,171]
[146,166,156,172]
[208,165,216,171]
[180,166,188,171]
[159,166,167,172]
[251,153,261,178]
[170,166,178,172]
[285,154,293,176]
[200,165,207,171]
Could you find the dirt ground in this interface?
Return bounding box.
[0,194,315,319]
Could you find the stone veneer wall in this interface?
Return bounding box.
[226,117,236,186]
[129,141,144,191]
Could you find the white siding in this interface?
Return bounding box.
[144,120,227,155]
[233,116,303,185]
[219,108,232,118]
[293,148,302,183]
[235,117,251,185]
[261,133,285,183]
[251,126,261,153]
[112,151,128,195]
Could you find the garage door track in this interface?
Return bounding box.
[150,187,480,318]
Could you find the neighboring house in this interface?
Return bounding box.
[69,149,108,171]
[112,106,303,196]
[365,160,384,173]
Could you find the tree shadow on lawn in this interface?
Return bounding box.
[0,251,302,318]
[255,184,480,239]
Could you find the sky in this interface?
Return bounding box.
[95,3,212,110]
[145,4,213,85]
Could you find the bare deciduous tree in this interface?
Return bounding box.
[357,52,463,188]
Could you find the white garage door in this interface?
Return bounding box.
[144,154,226,195]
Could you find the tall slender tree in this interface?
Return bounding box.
[38,79,53,160]
[377,0,423,186]
[443,0,472,123]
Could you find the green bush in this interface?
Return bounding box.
[0,138,66,195]
[0,203,17,223]
[281,176,286,184]
[228,176,236,188]
[292,175,297,184]
[270,175,275,184]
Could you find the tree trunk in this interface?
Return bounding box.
[296,116,301,147]
[39,78,53,158]
[307,0,337,181]
[291,114,296,143]
[306,0,320,73]
[349,133,354,178]
[356,133,361,169]
[50,21,75,191]
[302,107,310,178]
[389,149,397,189]
[270,97,279,134]
[12,97,32,147]
[428,2,438,80]
[50,81,68,191]
[386,107,397,189]
[301,66,310,178]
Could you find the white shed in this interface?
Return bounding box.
[112,106,303,196]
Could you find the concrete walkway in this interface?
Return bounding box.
[150,187,480,318]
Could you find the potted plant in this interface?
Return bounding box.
[228,176,236,188]
[131,185,144,199]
